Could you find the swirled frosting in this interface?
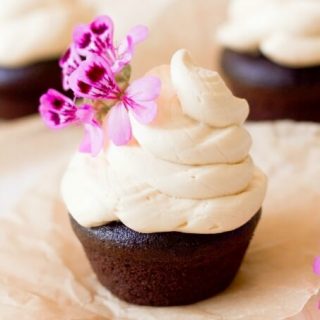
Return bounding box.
[0,0,92,67]
[218,0,320,68]
[61,49,267,234]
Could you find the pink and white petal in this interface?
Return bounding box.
[90,16,114,39]
[126,76,161,101]
[113,36,134,72]
[79,122,104,156]
[60,47,82,91]
[59,47,71,67]
[39,107,76,129]
[69,76,97,100]
[117,36,133,57]
[127,25,149,45]
[80,53,113,84]
[69,54,117,99]
[39,89,78,128]
[314,256,320,275]
[39,89,73,110]
[39,108,62,129]
[114,25,147,72]
[68,68,92,99]
[78,127,91,153]
[73,25,92,51]
[76,104,94,123]
[107,102,132,145]
[129,100,157,124]
[62,75,70,91]
[112,53,132,74]
[111,60,125,74]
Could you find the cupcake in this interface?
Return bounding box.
[39,16,267,306]
[217,0,320,121]
[0,0,92,119]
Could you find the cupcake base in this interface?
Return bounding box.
[220,49,320,121]
[0,59,63,119]
[70,209,261,306]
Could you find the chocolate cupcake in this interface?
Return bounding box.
[0,0,92,119]
[217,0,320,121]
[58,48,267,306]
[37,12,267,306]
[70,211,261,306]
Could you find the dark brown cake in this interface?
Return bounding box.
[220,49,320,122]
[0,59,64,119]
[70,209,261,306]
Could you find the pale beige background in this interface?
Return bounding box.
[90,0,227,76]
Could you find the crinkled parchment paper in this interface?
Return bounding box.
[0,118,319,319]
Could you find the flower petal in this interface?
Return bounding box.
[39,89,71,110]
[62,75,70,92]
[75,104,94,123]
[60,45,83,90]
[126,76,161,101]
[129,100,157,124]
[79,121,104,156]
[113,36,133,73]
[90,15,114,40]
[73,16,115,57]
[314,256,320,275]
[107,102,132,145]
[113,25,147,73]
[73,25,92,51]
[39,89,78,129]
[127,25,149,45]
[69,53,119,99]
[59,47,71,67]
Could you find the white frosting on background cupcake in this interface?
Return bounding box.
[0,0,93,67]
[61,50,267,234]
[218,0,320,67]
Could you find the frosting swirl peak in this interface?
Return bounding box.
[171,49,249,127]
[62,49,267,234]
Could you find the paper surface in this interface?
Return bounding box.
[0,118,319,320]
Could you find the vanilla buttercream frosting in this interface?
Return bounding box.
[61,49,267,234]
[0,0,93,67]
[218,0,320,68]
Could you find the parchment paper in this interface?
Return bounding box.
[0,118,319,320]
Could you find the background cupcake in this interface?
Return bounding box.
[218,0,320,122]
[0,0,92,119]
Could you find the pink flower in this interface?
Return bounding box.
[314,256,320,275]
[59,44,83,91]
[73,16,114,58]
[110,24,149,73]
[61,15,148,90]
[39,89,103,156]
[107,76,161,145]
[41,15,160,152]
[68,53,120,100]
[73,16,148,73]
